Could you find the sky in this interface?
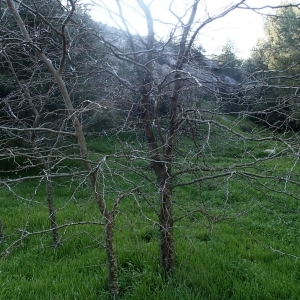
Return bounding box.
[88,0,284,59]
[197,0,282,58]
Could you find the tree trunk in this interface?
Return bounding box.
[6,1,119,296]
[105,211,119,298]
[0,219,4,243]
[159,176,175,272]
[45,178,60,247]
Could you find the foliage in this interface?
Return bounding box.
[250,2,300,130]
[214,40,243,82]
[261,3,300,72]
[0,0,109,140]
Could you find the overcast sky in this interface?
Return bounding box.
[89,0,284,59]
[197,0,282,58]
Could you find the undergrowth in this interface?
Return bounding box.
[0,118,300,299]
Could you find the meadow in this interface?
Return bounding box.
[1,118,300,299]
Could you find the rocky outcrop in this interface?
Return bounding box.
[100,24,239,100]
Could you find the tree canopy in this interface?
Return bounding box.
[250,2,300,130]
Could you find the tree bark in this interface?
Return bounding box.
[7,1,119,296]
[45,178,60,247]
[0,219,4,243]
[159,175,175,271]
[105,211,119,298]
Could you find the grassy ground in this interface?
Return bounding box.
[1,119,300,299]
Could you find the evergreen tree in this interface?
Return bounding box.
[250,2,300,130]
[216,40,243,82]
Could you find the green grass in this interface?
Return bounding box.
[1,118,300,299]
[1,211,300,299]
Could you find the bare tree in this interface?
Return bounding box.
[92,0,249,272]
[1,0,300,298]
[92,0,300,273]
[1,0,126,296]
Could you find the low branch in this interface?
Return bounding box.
[0,126,76,136]
[1,221,105,257]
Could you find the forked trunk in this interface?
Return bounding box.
[6,1,119,296]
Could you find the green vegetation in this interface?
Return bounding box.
[248,2,300,130]
[1,118,299,299]
[1,1,300,298]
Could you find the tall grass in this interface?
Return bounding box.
[1,120,300,299]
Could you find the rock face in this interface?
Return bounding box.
[100,24,239,101]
